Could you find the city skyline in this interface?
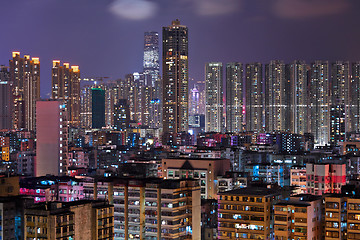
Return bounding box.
[1,0,360,97]
[3,2,360,239]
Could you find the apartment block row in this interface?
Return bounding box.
[204,61,360,147]
[217,187,360,240]
[0,177,201,240]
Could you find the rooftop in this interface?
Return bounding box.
[164,157,227,161]
[218,187,280,197]
[274,200,310,207]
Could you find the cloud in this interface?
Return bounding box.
[195,0,242,16]
[108,0,158,21]
[273,0,349,19]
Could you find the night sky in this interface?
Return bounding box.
[1,0,360,97]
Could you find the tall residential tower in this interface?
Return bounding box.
[245,63,264,132]
[9,52,40,131]
[289,60,308,134]
[309,61,330,145]
[162,19,189,141]
[205,62,224,133]
[265,60,290,132]
[0,66,12,130]
[350,62,360,132]
[51,61,81,126]
[226,62,244,133]
[144,32,161,128]
[329,61,349,145]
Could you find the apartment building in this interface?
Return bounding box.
[244,163,285,187]
[82,177,201,240]
[290,166,307,194]
[324,194,360,239]
[306,163,346,195]
[24,200,113,239]
[0,195,34,240]
[347,197,360,239]
[217,187,280,239]
[274,194,322,239]
[162,157,230,199]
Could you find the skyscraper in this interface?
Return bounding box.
[141,85,153,126]
[36,100,68,176]
[114,99,130,131]
[330,61,349,145]
[91,88,105,129]
[265,60,290,132]
[143,32,161,128]
[289,60,308,134]
[331,61,349,106]
[124,73,141,123]
[9,52,40,131]
[80,85,92,128]
[226,62,244,133]
[309,61,330,145]
[149,99,161,128]
[51,61,81,126]
[189,85,200,115]
[105,83,115,127]
[245,63,264,132]
[330,104,346,144]
[143,32,160,90]
[162,19,189,140]
[0,66,12,130]
[350,62,360,132]
[133,72,145,123]
[205,62,224,133]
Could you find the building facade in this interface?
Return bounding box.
[217,187,280,239]
[205,62,224,133]
[226,62,244,133]
[309,61,330,145]
[290,166,307,194]
[36,101,68,176]
[143,32,161,128]
[82,178,201,240]
[274,195,322,240]
[245,63,264,132]
[306,163,346,195]
[162,157,230,199]
[91,88,105,129]
[0,66,12,130]
[349,62,360,133]
[24,200,113,240]
[9,52,40,131]
[162,19,189,140]
[289,60,308,134]
[265,60,290,132]
[113,99,130,131]
[51,60,81,127]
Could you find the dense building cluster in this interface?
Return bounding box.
[1,19,360,239]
